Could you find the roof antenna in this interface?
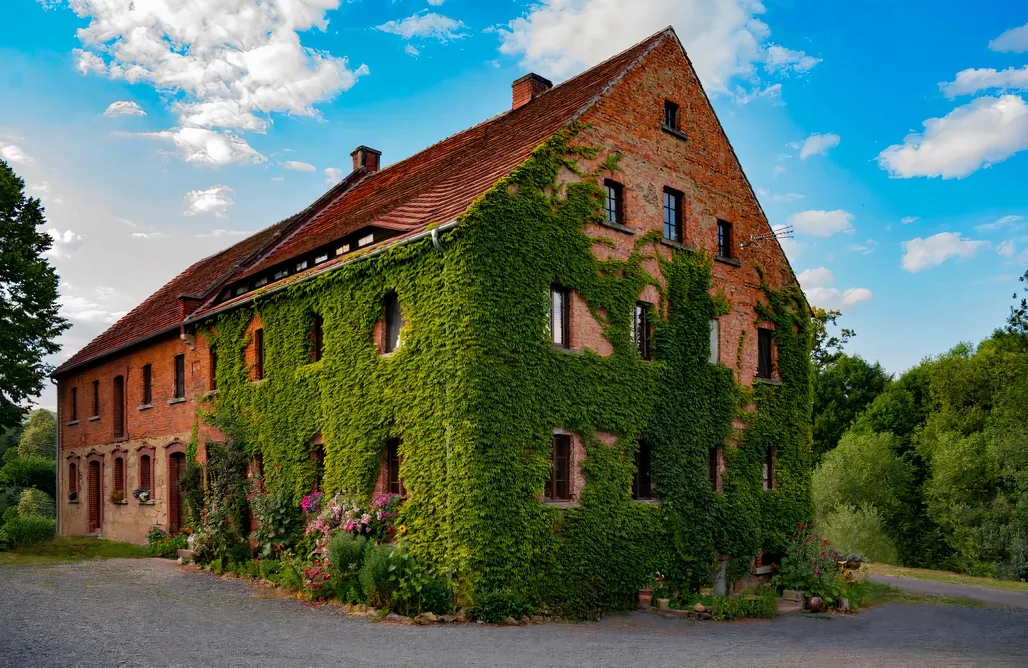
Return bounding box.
[740,225,793,250]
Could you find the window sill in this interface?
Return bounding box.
[542,500,579,509]
[112,500,129,506]
[138,500,155,506]
[137,403,153,411]
[596,219,636,235]
[67,499,79,504]
[88,415,100,422]
[659,238,692,252]
[113,436,127,444]
[167,397,187,405]
[66,420,79,426]
[552,345,583,355]
[754,377,782,387]
[632,498,659,505]
[662,126,689,141]
[250,378,267,385]
[714,255,741,268]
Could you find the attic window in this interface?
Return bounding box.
[274,270,288,280]
[234,285,247,296]
[358,234,374,248]
[315,253,328,264]
[296,260,308,272]
[254,277,268,288]
[335,245,350,256]
[663,100,680,131]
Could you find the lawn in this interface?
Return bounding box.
[0,536,152,565]
[867,563,1028,594]
[841,580,994,610]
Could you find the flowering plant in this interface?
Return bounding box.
[771,524,845,604]
[303,556,333,598]
[303,492,403,549]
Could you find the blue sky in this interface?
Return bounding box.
[2,0,1026,410]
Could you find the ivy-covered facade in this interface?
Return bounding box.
[54,28,812,616]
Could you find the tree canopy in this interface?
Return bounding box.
[0,159,68,431]
[17,408,55,459]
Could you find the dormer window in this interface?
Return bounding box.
[274,270,288,280]
[358,234,374,248]
[663,100,680,131]
[335,245,350,256]
[296,260,308,272]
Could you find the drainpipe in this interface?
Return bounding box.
[51,377,60,535]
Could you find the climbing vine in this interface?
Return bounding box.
[199,123,814,619]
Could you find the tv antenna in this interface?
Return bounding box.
[740,225,793,250]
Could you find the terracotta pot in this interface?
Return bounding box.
[805,596,823,612]
[638,590,654,608]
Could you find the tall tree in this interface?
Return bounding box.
[812,354,890,460]
[0,160,68,431]
[810,307,855,371]
[17,408,56,459]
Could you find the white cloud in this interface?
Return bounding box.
[324,167,343,184]
[877,95,1028,179]
[43,228,85,259]
[495,0,817,95]
[271,176,285,182]
[427,0,445,5]
[901,216,919,225]
[788,209,855,237]
[66,0,369,165]
[998,239,1016,258]
[796,132,840,159]
[772,164,786,177]
[764,44,820,74]
[103,100,146,117]
[989,23,1028,53]
[797,267,872,310]
[733,82,782,105]
[130,231,168,239]
[377,11,467,41]
[405,43,421,57]
[974,214,1024,231]
[0,142,33,164]
[281,160,316,172]
[144,128,266,166]
[772,192,804,203]
[194,228,253,239]
[58,291,127,324]
[940,66,1028,98]
[849,239,878,255]
[901,232,988,272]
[184,185,234,217]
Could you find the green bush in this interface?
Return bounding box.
[820,504,899,565]
[277,558,304,591]
[420,578,454,615]
[2,515,56,547]
[709,588,778,621]
[328,532,367,578]
[358,544,395,608]
[334,577,365,604]
[146,525,188,558]
[17,488,54,518]
[471,590,532,623]
[259,559,283,581]
[771,524,846,605]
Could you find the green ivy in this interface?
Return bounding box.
[200,124,814,618]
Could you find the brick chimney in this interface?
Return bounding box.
[512,73,553,110]
[351,146,382,173]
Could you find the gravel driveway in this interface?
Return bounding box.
[1,558,1026,668]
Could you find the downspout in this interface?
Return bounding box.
[51,377,60,535]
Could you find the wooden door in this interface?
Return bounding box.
[168,452,185,532]
[88,460,102,533]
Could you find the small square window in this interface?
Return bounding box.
[663,100,680,131]
[603,179,624,226]
[717,220,733,259]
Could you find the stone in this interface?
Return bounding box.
[440,615,456,624]
[454,608,467,623]
[414,612,438,624]
[384,612,403,622]
[503,616,520,626]
[698,612,712,621]
[521,616,531,625]
[782,589,803,602]
[839,597,851,611]
[693,603,706,613]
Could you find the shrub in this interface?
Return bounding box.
[420,578,454,615]
[17,488,55,518]
[250,482,301,558]
[820,503,899,565]
[277,557,304,591]
[302,555,334,599]
[771,524,846,605]
[710,588,778,621]
[334,577,365,604]
[328,532,367,578]
[147,526,188,559]
[358,543,395,608]
[471,590,532,623]
[2,515,56,547]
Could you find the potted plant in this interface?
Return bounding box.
[68,490,78,502]
[133,488,151,502]
[110,490,125,504]
[638,572,660,608]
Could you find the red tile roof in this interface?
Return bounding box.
[53,27,673,377]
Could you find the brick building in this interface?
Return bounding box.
[54,27,811,602]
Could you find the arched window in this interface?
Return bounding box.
[139,454,152,493]
[68,460,78,500]
[113,455,126,502]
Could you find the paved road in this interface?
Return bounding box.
[1,559,1026,668]
[870,574,1028,609]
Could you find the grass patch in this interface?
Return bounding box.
[867,563,1028,594]
[842,580,999,609]
[0,536,152,565]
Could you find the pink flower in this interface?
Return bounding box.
[361,513,372,525]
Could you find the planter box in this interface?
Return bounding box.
[177,549,195,564]
[782,589,803,602]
